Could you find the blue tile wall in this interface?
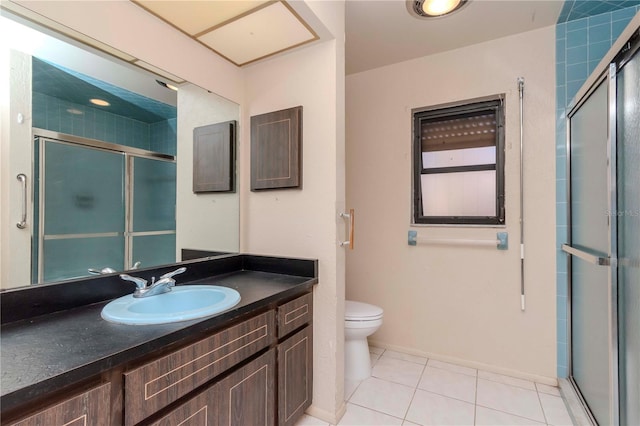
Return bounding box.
[32,92,176,156]
[558,0,640,22]
[150,118,178,156]
[555,4,639,378]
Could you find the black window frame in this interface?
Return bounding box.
[412,96,506,225]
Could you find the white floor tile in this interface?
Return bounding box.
[536,382,562,396]
[476,379,545,422]
[382,349,428,365]
[344,379,361,401]
[402,421,421,426]
[405,389,475,426]
[417,366,477,403]
[295,414,331,426]
[349,377,415,419]
[372,356,425,387]
[369,345,385,355]
[477,370,536,390]
[338,403,403,426]
[475,406,546,425]
[539,392,574,425]
[427,359,477,377]
[371,352,381,367]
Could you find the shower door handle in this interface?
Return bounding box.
[562,244,612,266]
[16,174,27,229]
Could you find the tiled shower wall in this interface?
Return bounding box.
[555,5,639,378]
[33,92,177,156]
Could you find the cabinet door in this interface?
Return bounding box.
[7,383,110,426]
[125,311,275,425]
[278,326,312,426]
[148,386,215,426]
[150,350,276,426]
[215,349,275,426]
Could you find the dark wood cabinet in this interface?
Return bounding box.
[124,311,275,425]
[215,349,276,426]
[6,291,313,426]
[278,326,313,426]
[193,120,236,193]
[277,292,313,338]
[250,106,302,191]
[150,349,276,426]
[6,383,111,426]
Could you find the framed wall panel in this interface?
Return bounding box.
[193,120,236,193]
[250,106,302,191]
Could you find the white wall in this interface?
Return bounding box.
[346,26,557,381]
[176,84,240,255]
[7,0,244,103]
[241,22,346,426]
[0,48,32,288]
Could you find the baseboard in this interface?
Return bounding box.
[368,339,558,386]
[305,401,347,425]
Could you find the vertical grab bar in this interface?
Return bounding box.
[518,77,526,311]
[16,174,27,229]
[339,209,355,249]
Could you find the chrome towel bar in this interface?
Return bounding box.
[408,230,508,250]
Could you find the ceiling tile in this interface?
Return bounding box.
[197,1,316,66]
[134,0,270,36]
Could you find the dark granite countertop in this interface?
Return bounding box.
[0,255,317,414]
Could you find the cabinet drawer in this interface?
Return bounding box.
[277,293,312,338]
[149,349,275,426]
[124,311,275,425]
[7,383,110,426]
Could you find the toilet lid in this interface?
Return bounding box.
[345,300,383,320]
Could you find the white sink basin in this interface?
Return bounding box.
[101,285,241,325]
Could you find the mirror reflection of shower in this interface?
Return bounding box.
[29,57,177,284]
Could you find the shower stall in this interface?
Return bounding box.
[33,130,176,283]
[563,27,639,425]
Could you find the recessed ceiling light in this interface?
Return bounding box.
[66,108,84,115]
[90,98,110,107]
[408,0,468,18]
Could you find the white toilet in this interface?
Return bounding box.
[344,300,384,381]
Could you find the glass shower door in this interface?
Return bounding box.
[129,156,176,268]
[566,78,615,425]
[616,46,640,426]
[39,139,125,282]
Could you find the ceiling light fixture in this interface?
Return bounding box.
[66,108,84,115]
[407,0,469,18]
[156,80,178,91]
[90,98,110,107]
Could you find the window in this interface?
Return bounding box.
[412,96,505,225]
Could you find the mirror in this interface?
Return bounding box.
[0,11,240,290]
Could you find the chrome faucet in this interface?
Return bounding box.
[120,267,187,298]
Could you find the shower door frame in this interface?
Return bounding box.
[565,64,619,426]
[34,129,176,283]
[564,29,640,426]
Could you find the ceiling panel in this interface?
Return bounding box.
[134,0,270,35]
[132,0,317,67]
[197,1,316,65]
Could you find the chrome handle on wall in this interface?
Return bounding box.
[562,244,611,266]
[16,174,27,229]
[339,208,355,249]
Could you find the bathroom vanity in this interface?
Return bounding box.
[0,254,317,426]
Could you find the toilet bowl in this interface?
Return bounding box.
[344,300,383,381]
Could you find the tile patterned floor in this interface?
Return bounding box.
[295,346,574,426]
